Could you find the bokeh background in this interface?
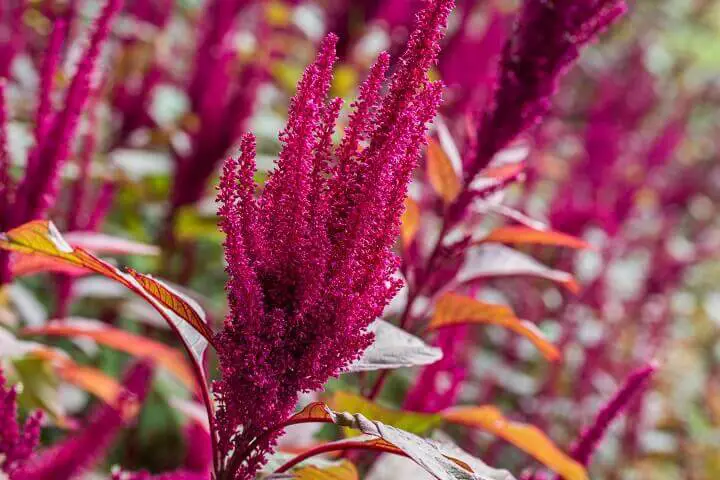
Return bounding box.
[2,0,720,478]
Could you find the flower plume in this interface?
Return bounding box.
[213,0,453,477]
[465,0,627,182]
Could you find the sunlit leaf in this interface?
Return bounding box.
[0,221,211,380]
[429,294,560,361]
[456,244,580,294]
[125,269,215,343]
[480,226,590,250]
[441,406,587,480]
[401,197,420,247]
[426,137,461,203]
[330,392,442,436]
[345,320,442,372]
[23,318,196,391]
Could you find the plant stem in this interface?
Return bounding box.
[274,441,409,473]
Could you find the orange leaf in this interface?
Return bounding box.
[481,226,590,250]
[287,401,334,425]
[442,406,588,480]
[293,461,359,480]
[23,320,195,391]
[400,197,420,247]
[126,269,215,344]
[429,293,560,361]
[426,137,461,203]
[0,221,215,357]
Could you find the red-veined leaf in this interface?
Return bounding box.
[0,221,212,380]
[327,411,514,480]
[125,268,214,342]
[441,406,587,480]
[287,402,335,425]
[429,294,560,361]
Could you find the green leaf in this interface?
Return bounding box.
[330,391,442,437]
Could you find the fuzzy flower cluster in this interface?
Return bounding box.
[212,0,452,476]
[168,0,263,216]
[0,0,121,285]
[465,0,627,182]
[0,370,43,476]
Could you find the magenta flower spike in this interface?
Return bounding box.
[553,361,657,478]
[0,369,43,476]
[0,81,12,284]
[0,0,122,287]
[403,326,468,413]
[463,0,627,185]
[167,0,263,219]
[15,0,122,224]
[0,0,25,78]
[212,1,452,476]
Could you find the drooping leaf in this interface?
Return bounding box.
[441,406,587,480]
[23,318,196,391]
[330,391,442,436]
[0,221,213,371]
[429,294,560,361]
[401,197,421,246]
[345,320,442,372]
[426,137,461,203]
[456,244,580,294]
[125,269,215,344]
[329,411,515,480]
[480,226,590,250]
